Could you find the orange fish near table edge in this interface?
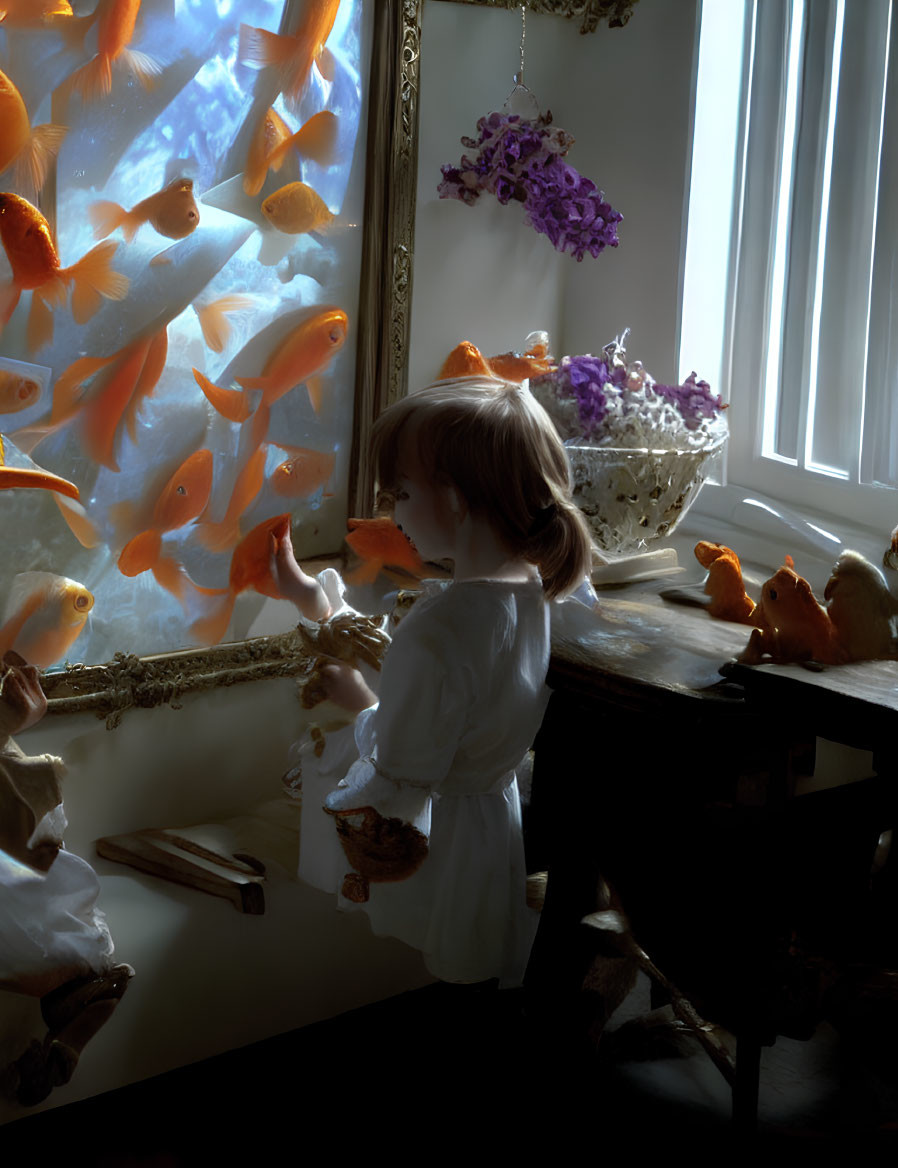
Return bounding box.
[438,337,554,383]
[0,193,129,352]
[89,178,200,243]
[0,68,67,194]
[0,571,93,668]
[344,517,426,586]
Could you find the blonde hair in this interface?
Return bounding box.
[371,377,594,599]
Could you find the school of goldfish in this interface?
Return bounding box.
[0,0,361,660]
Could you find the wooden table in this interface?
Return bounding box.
[525,580,898,1129]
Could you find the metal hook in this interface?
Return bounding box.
[503,4,539,118]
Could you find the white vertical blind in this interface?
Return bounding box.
[688,0,898,530]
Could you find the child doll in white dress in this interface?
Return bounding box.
[275,378,592,986]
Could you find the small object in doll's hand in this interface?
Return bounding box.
[341,872,370,902]
[330,806,429,885]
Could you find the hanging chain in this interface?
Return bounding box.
[514,4,526,88]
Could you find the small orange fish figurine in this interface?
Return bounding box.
[238,0,340,110]
[0,193,129,351]
[344,517,426,586]
[269,443,335,499]
[0,368,42,415]
[244,109,339,197]
[694,541,757,625]
[261,182,335,235]
[89,178,200,243]
[118,450,214,578]
[0,571,93,668]
[0,68,67,194]
[738,555,845,665]
[62,0,161,103]
[438,335,554,383]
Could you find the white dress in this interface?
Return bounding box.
[297,575,550,986]
[0,736,113,992]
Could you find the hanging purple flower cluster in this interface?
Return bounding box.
[438,111,622,261]
[653,373,725,432]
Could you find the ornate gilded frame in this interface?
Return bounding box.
[43,0,635,722]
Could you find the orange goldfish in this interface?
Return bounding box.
[237,306,348,414]
[344,518,426,586]
[197,308,348,452]
[63,0,161,103]
[195,444,267,553]
[0,1,73,23]
[118,449,214,578]
[438,337,554,383]
[244,109,339,197]
[261,181,334,235]
[738,555,845,665]
[0,193,129,351]
[89,178,200,243]
[0,368,42,415]
[238,1,340,111]
[18,329,167,470]
[270,443,335,498]
[0,572,93,668]
[0,434,79,499]
[190,514,291,646]
[0,68,67,194]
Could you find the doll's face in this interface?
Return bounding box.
[392,472,459,563]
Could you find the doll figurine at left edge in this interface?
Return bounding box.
[0,651,132,1108]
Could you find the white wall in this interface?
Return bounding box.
[409,0,700,387]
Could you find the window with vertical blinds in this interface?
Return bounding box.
[688,0,898,533]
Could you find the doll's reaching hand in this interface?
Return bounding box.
[270,527,332,621]
[0,651,47,739]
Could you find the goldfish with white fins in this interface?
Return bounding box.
[261,182,335,236]
[238,1,340,111]
[15,329,167,470]
[118,450,214,580]
[0,68,67,195]
[0,192,129,352]
[344,518,426,586]
[244,109,340,197]
[89,177,200,243]
[61,0,161,104]
[0,368,42,415]
[195,444,267,553]
[270,443,335,499]
[192,295,255,354]
[0,571,93,668]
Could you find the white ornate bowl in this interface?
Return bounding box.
[566,437,727,554]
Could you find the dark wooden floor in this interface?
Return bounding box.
[3,971,898,1161]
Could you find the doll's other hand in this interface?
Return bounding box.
[0,651,48,738]
[320,661,377,714]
